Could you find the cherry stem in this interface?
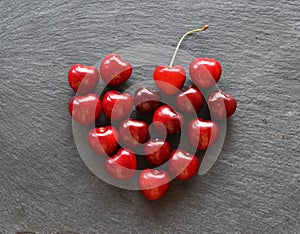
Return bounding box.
[169,25,209,67]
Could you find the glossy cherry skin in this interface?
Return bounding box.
[208,90,237,120]
[134,87,161,114]
[189,58,222,89]
[168,149,200,180]
[138,169,171,200]
[68,93,102,126]
[68,64,100,94]
[119,118,149,149]
[188,118,219,150]
[144,139,170,166]
[100,53,132,86]
[88,126,119,156]
[102,90,134,121]
[175,85,204,114]
[153,105,184,135]
[105,148,137,180]
[153,65,186,95]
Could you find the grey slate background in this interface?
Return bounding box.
[1,0,299,233]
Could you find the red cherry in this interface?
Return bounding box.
[100,53,132,86]
[153,65,186,95]
[105,148,137,180]
[189,58,222,89]
[144,139,170,166]
[134,87,161,114]
[68,93,102,126]
[138,169,171,200]
[168,149,200,180]
[175,85,204,113]
[152,105,184,135]
[208,90,237,120]
[88,126,119,156]
[102,90,134,121]
[188,118,219,150]
[153,25,209,95]
[119,118,149,149]
[68,64,100,94]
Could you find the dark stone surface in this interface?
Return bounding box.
[0,0,299,233]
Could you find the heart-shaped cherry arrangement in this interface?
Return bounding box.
[67,25,237,200]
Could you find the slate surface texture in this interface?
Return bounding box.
[0,0,299,233]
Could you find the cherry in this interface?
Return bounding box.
[188,118,219,150]
[68,64,100,94]
[152,105,184,135]
[189,58,222,89]
[88,126,119,156]
[105,148,137,180]
[168,149,200,180]
[138,169,171,200]
[144,139,170,166]
[134,87,161,114]
[119,118,149,149]
[175,85,204,114]
[102,90,134,121]
[208,90,237,120]
[68,93,102,126]
[100,53,132,86]
[153,25,209,95]
[153,66,186,95]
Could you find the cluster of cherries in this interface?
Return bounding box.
[68,26,237,200]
